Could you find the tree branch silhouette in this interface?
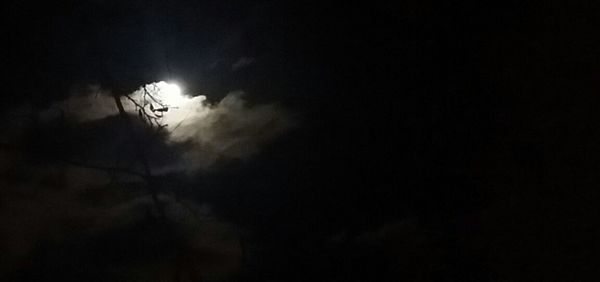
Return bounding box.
[112,93,166,218]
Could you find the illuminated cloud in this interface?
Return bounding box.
[42,82,292,171]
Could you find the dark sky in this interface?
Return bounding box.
[3,1,600,281]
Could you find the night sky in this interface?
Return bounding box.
[3,1,599,281]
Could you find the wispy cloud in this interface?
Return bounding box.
[231,56,255,71]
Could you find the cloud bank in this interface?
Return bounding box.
[0,149,241,279]
[43,82,292,172]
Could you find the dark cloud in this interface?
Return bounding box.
[0,146,242,280]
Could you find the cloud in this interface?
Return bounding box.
[0,148,241,279]
[42,82,292,172]
[162,90,291,171]
[40,85,124,122]
[231,56,255,71]
[0,80,289,275]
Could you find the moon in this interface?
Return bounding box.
[158,81,183,106]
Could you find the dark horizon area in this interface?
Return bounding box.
[3,1,599,281]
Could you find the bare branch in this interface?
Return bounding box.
[123,94,165,129]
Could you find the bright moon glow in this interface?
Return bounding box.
[157,81,183,106]
[126,81,208,128]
